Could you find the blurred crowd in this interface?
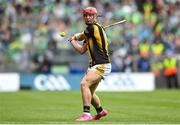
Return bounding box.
[0,0,180,77]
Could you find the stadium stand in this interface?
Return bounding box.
[0,0,179,78]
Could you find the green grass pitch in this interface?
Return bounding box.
[0,90,180,124]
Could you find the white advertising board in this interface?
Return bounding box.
[97,73,155,91]
[0,73,20,92]
[34,74,71,91]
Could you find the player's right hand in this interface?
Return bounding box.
[73,32,85,41]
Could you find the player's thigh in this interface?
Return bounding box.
[81,71,101,87]
[86,71,102,85]
[80,74,92,87]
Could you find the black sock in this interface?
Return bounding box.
[95,106,103,114]
[83,106,90,113]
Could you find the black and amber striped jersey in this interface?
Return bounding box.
[84,23,110,67]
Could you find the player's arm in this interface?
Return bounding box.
[71,32,85,41]
[71,25,94,54]
[70,39,87,55]
[69,32,87,54]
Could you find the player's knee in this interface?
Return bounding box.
[81,80,90,88]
